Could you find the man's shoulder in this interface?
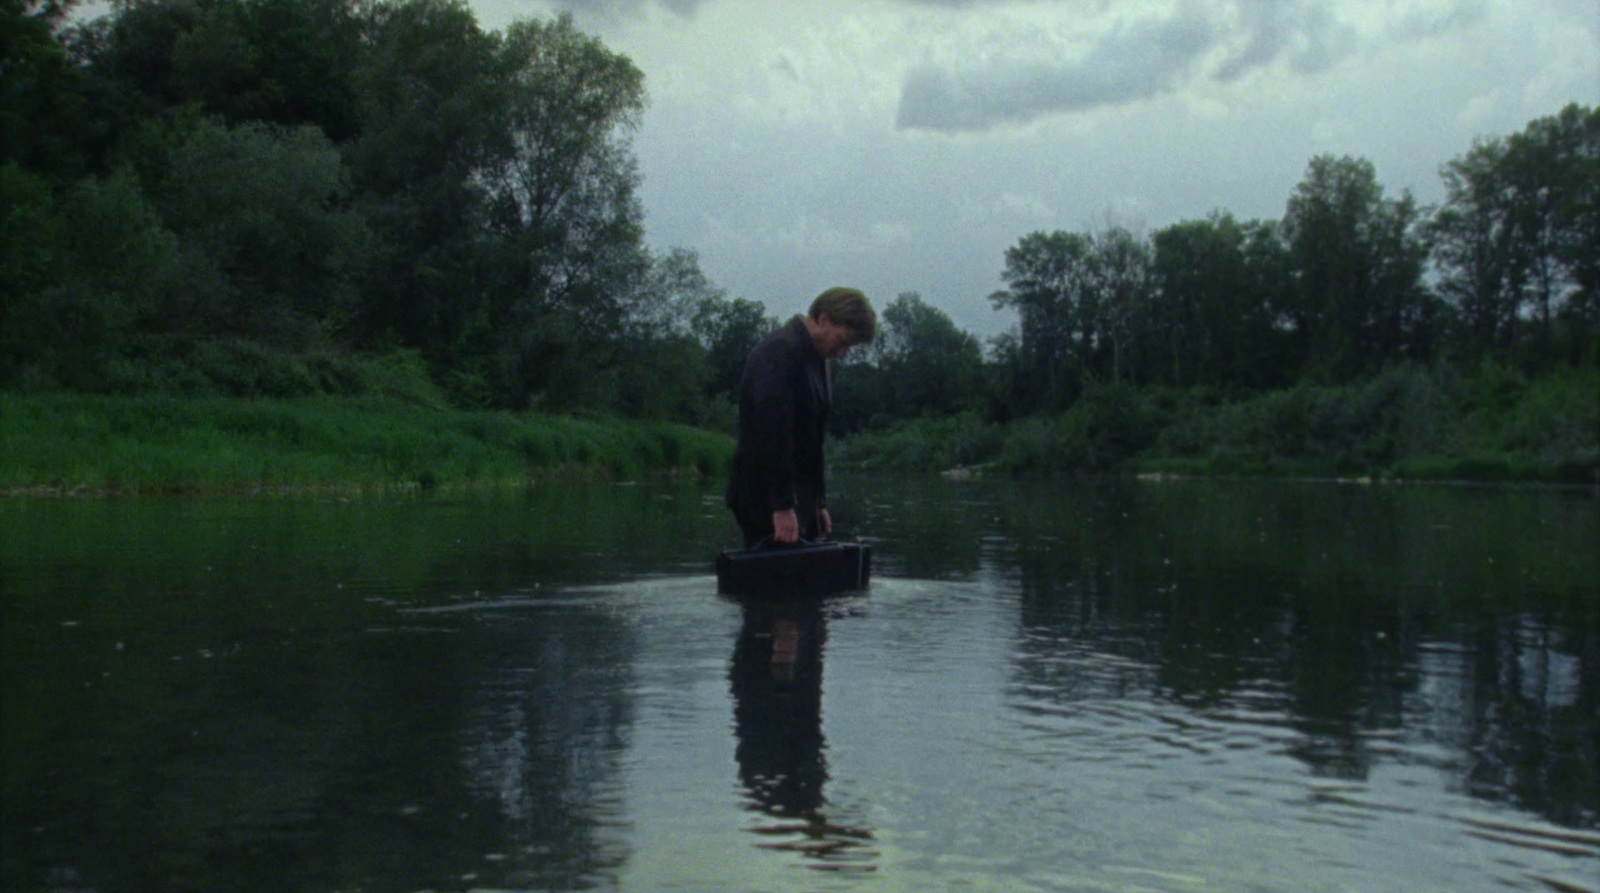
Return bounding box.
[754,316,808,356]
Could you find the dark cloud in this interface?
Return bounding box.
[1213,0,1358,82]
[893,0,1040,5]
[772,53,800,82]
[895,0,1487,134]
[896,8,1215,132]
[1391,0,1488,40]
[543,0,707,21]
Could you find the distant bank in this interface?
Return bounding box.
[5,363,1596,497]
[832,366,1599,487]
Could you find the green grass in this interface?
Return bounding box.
[0,393,733,494]
[835,365,1600,485]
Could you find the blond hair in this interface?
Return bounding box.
[809,287,877,344]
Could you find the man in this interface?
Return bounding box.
[726,287,877,548]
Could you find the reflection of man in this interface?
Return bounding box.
[729,598,876,870]
[729,598,828,815]
[726,288,877,547]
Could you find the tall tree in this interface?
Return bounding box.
[594,247,721,421]
[875,292,984,419]
[992,226,1155,407]
[671,254,773,406]
[1430,104,1600,362]
[1239,219,1297,386]
[1150,214,1285,387]
[2,0,94,178]
[1504,104,1599,353]
[1431,138,1522,356]
[1281,155,1431,380]
[991,230,1100,410]
[478,12,648,409]
[347,0,504,356]
[1094,226,1151,385]
[1549,104,1600,342]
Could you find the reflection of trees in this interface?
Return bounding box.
[366,481,739,591]
[456,608,636,889]
[989,477,1598,829]
[728,597,877,872]
[3,623,403,892]
[1,494,655,892]
[1458,612,1599,828]
[839,474,986,581]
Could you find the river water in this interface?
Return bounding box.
[2,475,1596,892]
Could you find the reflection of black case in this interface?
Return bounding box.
[716,540,872,596]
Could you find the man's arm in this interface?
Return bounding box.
[743,339,798,517]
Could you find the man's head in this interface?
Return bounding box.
[808,287,877,359]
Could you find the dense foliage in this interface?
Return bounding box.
[1,0,768,422]
[834,107,1597,481]
[835,365,1598,484]
[980,120,1598,412]
[1,0,1594,480]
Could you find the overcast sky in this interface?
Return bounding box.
[468,0,1599,338]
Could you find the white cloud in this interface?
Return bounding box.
[702,212,914,258]
[896,7,1218,131]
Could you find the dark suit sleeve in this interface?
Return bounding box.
[744,339,797,512]
[817,363,830,509]
[816,449,827,509]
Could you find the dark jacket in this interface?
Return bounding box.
[726,316,830,527]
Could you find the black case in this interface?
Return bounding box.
[715,539,872,596]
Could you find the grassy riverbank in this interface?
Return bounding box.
[834,365,1600,485]
[0,393,733,494]
[7,362,1594,494]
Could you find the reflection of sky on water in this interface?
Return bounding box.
[571,570,1598,892]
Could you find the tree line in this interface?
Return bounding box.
[841,105,1597,432]
[3,0,1595,445]
[2,0,768,422]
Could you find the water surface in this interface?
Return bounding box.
[2,476,1596,892]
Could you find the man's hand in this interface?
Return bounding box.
[819,507,833,537]
[772,508,800,543]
